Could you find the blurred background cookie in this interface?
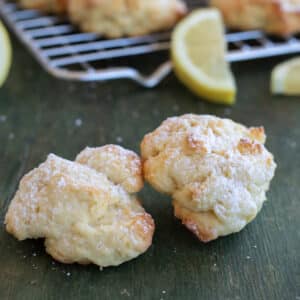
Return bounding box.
[210,0,300,36]
[68,0,187,38]
[19,0,67,12]
[141,114,276,242]
[5,146,154,267]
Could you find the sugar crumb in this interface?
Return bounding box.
[66,272,71,277]
[116,136,123,143]
[57,177,66,188]
[120,289,130,296]
[0,115,7,122]
[211,263,218,272]
[74,118,83,127]
[32,252,37,257]
[162,290,166,294]
[8,133,15,140]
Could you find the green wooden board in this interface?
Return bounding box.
[0,34,299,300]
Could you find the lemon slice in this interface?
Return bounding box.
[0,21,12,88]
[271,57,300,95]
[171,9,236,105]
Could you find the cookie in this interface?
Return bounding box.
[211,0,300,36]
[141,114,276,242]
[5,146,154,267]
[68,0,187,38]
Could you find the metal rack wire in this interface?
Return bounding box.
[1,0,300,87]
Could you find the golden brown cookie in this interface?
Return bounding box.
[141,114,276,242]
[210,0,300,36]
[5,146,154,267]
[76,145,143,193]
[68,0,187,38]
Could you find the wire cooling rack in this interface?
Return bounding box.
[1,0,300,87]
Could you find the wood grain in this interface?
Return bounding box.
[0,36,299,300]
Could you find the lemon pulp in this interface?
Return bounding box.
[171,9,236,105]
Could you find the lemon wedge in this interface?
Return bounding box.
[171,9,236,105]
[0,21,12,88]
[271,57,300,95]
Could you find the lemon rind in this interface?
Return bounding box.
[0,22,12,88]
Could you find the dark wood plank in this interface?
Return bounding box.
[0,35,299,300]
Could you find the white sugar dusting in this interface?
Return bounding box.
[57,177,66,188]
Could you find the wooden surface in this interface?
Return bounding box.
[0,35,299,300]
